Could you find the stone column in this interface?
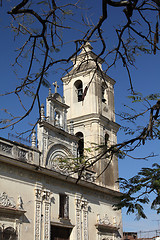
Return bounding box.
[43,189,51,240]
[34,184,43,240]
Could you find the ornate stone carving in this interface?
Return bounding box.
[34,186,52,240]
[75,194,82,240]
[44,202,50,240]
[82,199,88,240]
[18,148,27,160]
[0,192,16,208]
[75,195,89,240]
[28,152,33,162]
[43,138,47,153]
[35,188,42,201]
[0,143,12,154]
[34,185,43,240]
[48,153,70,175]
[43,189,51,240]
[81,170,96,182]
[17,196,23,210]
[97,213,111,225]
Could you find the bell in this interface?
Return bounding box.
[78,89,82,96]
[78,89,83,102]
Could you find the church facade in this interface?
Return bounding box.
[0,43,123,240]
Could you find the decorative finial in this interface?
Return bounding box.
[48,88,52,97]
[40,104,45,121]
[17,196,23,210]
[53,81,59,93]
[31,129,36,148]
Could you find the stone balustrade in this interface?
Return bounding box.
[0,137,40,165]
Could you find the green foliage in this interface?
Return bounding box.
[115,163,160,218]
[127,92,160,103]
[124,37,151,65]
[146,94,160,101]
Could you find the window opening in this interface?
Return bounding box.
[0,227,17,240]
[75,132,84,158]
[59,194,69,219]
[105,133,109,146]
[74,80,83,102]
[101,82,107,103]
[51,225,71,240]
[102,86,106,103]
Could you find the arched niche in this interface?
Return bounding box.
[54,109,62,126]
[74,80,83,102]
[75,132,84,158]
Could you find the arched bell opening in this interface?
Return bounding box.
[75,132,84,159]
[101,82,108,103]
[74,80,83,102]
[105,133,109,147]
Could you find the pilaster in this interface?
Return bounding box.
[82,199,88,240]
[75,194,82,240]
[43,189,51,240]
[34,184,43,240]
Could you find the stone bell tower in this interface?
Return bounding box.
[62,43,120,189]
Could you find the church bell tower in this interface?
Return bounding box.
[62,43,120,189]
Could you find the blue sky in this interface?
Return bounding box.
[0,0,160,234]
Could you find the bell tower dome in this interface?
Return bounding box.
[62,43,120,189]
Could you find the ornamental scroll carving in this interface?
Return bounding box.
[97,214,111,226]
[34,185,51,240]
[75,195,82,240]
[0,192,16,208]
[34,185,43,240]
[82,199,88,240]
[75,194,89,240]
[43,189,51,240]
[0,143,12,154]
